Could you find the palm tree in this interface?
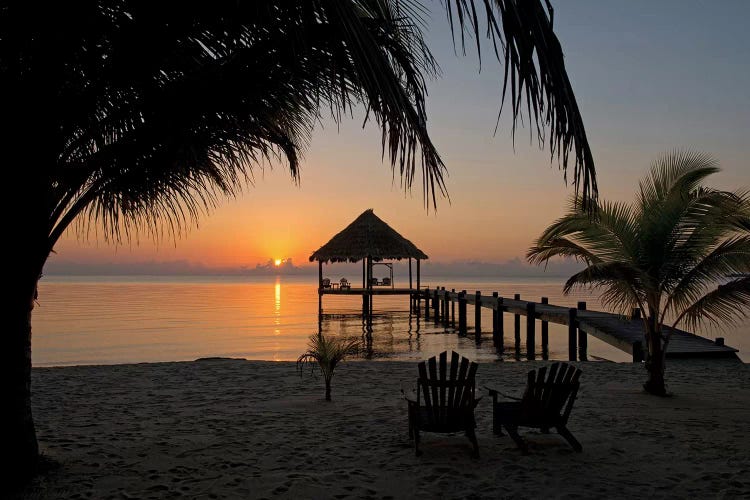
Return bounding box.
[528,151,750,395]
[3,1,596,482]
[298,334,360,401]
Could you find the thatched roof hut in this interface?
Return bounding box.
[311,209,425,314]
[309,209,428,263]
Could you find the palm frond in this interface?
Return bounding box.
[528,196,638,267]
[445,0,597,207]
[637,171,750,296]
[562,262,644,313]
[39,0,448,245]
[664,236,750,321]
[637,150,719,210]
[526,237,601,266]
[673,276,750,331]
[35,0,597,246]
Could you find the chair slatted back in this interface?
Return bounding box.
[522,362,582,424]
[417,351,477,427]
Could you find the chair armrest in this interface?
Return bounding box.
[484,386,521,401]
[401,385,418,404]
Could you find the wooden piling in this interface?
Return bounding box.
[424,287,430,320]
[495,296,504,352]
[541,297,549,360]
[458,290,467,336]
[492,292,499,335]
[451,289,456,328]
[513,293,521,350]
[568,308,577,361]
[318,261,323,316]
[577,301,588,361]
[442,288,449,324]
[474,291,482,339]
[416,259,421,317]
[526,302,536,360]
[433,289,439,323]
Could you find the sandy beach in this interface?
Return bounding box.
[19,358,750,499]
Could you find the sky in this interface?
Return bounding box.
[48,0,750,274]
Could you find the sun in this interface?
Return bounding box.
[274,258,282,266]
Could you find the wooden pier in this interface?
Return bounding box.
[310,210,739,362]
[411,287,739,362]
[320,287,418,296]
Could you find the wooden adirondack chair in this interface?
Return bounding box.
[404,351,481,457]
[487,362,582,452]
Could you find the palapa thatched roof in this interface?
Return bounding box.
[309,209,428,263]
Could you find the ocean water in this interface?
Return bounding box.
[33,275,747,366]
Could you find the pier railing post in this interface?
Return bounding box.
[458,290,467,336]
[526,302,536,360]
[434,287,443,323]
[568,308,578,361]
[424,287,430,320]
[541,297,549,360]
[577,301,588,361]
[513,294,521,354]
[451,289,456,328]
[495,296,504,353]
[442,288,449,324]
[491,292,498,345]
[474,291,482,340]
[433,289,439,323]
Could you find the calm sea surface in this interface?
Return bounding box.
[33,275,748,366]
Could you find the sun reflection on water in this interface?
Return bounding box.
[273,278,281,336]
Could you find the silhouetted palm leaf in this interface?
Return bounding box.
[3,0,598,249]
[447,0,597,205]
[674,276,750,330]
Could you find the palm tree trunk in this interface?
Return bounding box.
[325,378,332,401]
[7,259,43,484]
[643,315,667,396]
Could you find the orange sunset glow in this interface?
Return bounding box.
[45,2,748,276]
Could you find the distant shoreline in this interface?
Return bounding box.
[42,257,586,279]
